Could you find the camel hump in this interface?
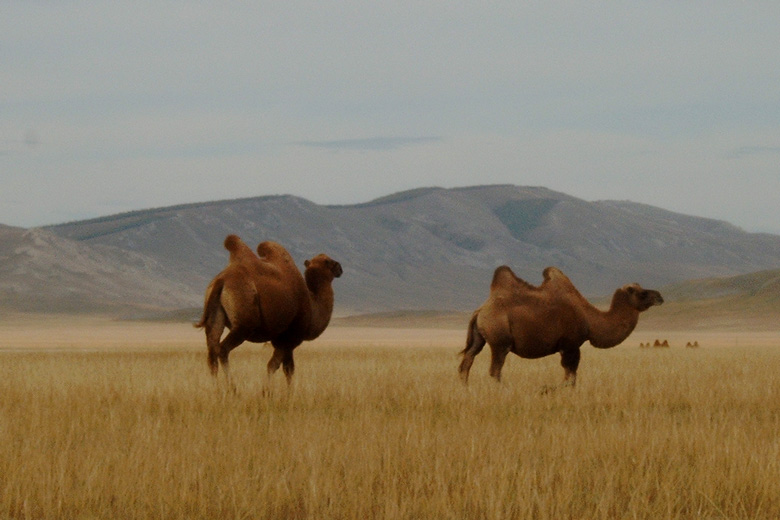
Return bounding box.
[543,266,566,281]
[223,235,256,262]
[542,267,575,288]
[256,240,293,262]
[540,266,582,299]
[256,241,304,284]
[224,234,243,252]
[491,265,545,294]
[490,266,520,291]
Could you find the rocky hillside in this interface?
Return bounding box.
[639,268,780,330]
[3,185,780,314]
[0,225,197,313]
[662,268,780,302]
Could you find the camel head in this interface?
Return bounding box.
[618,283,664,311]
[304,254,343,281]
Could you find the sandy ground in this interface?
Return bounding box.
[0,313,466,352]
[1,313,779,352]
[0,314,199,351]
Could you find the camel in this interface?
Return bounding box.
[459,265,663,388]
[195,235,342,386]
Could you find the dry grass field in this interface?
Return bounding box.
[1,315,779,519]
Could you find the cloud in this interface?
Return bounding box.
[3,2,780,234]
[293,136,442,151]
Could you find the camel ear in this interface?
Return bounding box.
[331,260,343,277]
[304,260,310,268]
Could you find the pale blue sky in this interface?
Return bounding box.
[2,2,780,233]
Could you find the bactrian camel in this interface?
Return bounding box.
[196,235,342,385]
[459,265,663,388]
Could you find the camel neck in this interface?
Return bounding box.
[585,291,639,349]
[304,272,335,340]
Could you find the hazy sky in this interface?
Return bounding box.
[3,2,780,233]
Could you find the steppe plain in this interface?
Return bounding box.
[1,311,779,519]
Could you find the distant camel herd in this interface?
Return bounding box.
[639,340,700,348]
[197,235,665,390]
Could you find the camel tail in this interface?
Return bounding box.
[194,278,224,329]
[460,310,482,356]
[458,310,485,384]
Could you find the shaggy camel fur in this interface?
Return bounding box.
[459,265,663,387]
[195,235,342,385]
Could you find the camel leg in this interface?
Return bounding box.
[560,348,581,388]
[265,348,295,392]
[267,348,285,377]
[488,343,510,382]
[459,313,486,384]
[217,329,246,390]
[281,350,295,385]
[259,348,283,396]
[267,348,294,382]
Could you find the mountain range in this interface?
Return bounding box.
[2,185,780,316]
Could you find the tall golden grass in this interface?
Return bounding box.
[2,335,779,519]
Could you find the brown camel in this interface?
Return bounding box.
[459,265,663,387]
[195,235,342,385]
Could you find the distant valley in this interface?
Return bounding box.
[2,185,780,321]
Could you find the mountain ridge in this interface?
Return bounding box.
[2,184,779,315]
